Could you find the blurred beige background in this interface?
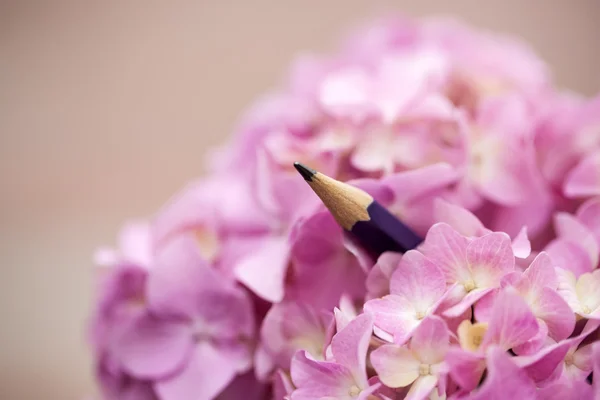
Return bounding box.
[0,1,599,399]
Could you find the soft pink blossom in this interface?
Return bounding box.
[364,250,448,343]
[290,314,379,400]
[370,316,450,400]
[419,223,515,317]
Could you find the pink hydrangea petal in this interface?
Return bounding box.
[272,369,295,400]
[370,344,420,388]
[445,348,486,391]
[155,341,240,400]
[405,375,438,400]
[482,287,538,351]
[350,131,397,174]
[564,151,600,198]
[390,250,446,311]
[419,223,470,283]
[254,344,275,381]
[485,194,554,240]
[554,212,599,266]
[472,289,497,323]
[410,316,450,364]
[555,268,579,312]
[290,350,354,399]
[118,221,152,267]
[467,232,515,288]
[575,270,600,317]
[234,235,289,302]
[151,181,215,247]
[511,227,531,259]
[364,295,418,343]
[260,301,330,369]
[544,239,593,278]
[433,198,490,237]
[536,380,593,400]
[319,67,373,121]
[468,347,536,400]
[533,287,575,341]
[384,163,459,204]
[515,338,571,383]
[331,313,373,389]
[512,318,548,355]
[195,286,255,340]
[573,342,594,373]
[443,287,492,318]
[147,233,219,318]
[576,197,600,244]
[113,314,192,379]
[365,251,402,299]
[522,252,558,291]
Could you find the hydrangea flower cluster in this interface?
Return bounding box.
[88,16,600,400]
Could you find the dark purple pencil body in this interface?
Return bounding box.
[351,201,423,257]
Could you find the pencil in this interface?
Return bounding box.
[293,162,422,257]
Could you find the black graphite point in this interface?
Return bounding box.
[293,162,317,181]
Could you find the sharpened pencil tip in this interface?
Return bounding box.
[293,162,317,181]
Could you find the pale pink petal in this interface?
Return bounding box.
[384,163,459,204]
[364,295,418,343]
[433,198,489,238]
[272,369,295,400]
[113,314,192,379]
[564,151,600,198]
[515,339,571,383]
[537,380,593,400]
[405,375,438,400]
[573,343,594,374]
[468,347,536,400]
[419,223,470,283]
[445,348,486,391]
[467,232,515,288]
[482,288,538,351]
[486,194,554,240]
[533,287,575,340]
[410,316,450,364]
[575,270,600,317]
[93,247,119,267]
[151,181,215,247]
[331,313,373,389]
[555,268,580,312]
[319,67,373,121]
[576,197,600,244]
[390,250,446,311]
[512,318,548,355]
[544,239,593,277]
[147,233,218,318]
[351,131,396,173]
[365,251,402,299]
[472,289,497,323]
[522,252,558,291]
[253,344,275,381]
[155,341,238,400]
[443,288,492,318]
[370,344,420,388]
[235,236,289,302]
[118,221,152,267]
[511,227,531,259]
[554,212,599,266]
[290,351,354,399]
